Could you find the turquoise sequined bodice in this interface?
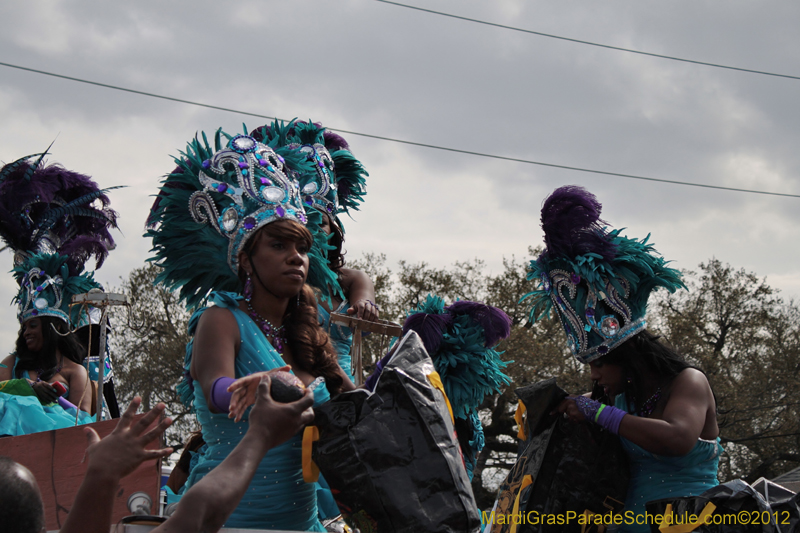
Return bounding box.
[183,292,328,531]
[317,300,354,382]
[615,394,722,533]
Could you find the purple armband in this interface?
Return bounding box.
[210,376,235,413]
[572,396,627,435]
[57,396,78,410]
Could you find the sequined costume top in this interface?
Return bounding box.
[615,394,722,533]
[317,299,354,383]
[183,292,328,531]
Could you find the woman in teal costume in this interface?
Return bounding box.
[524,186,721,533]
[250,121,377,384]
[148,128,354,530]
[568,332,722,533]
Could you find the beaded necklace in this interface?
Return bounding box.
[637,387,662,417]
[246,302,287,354]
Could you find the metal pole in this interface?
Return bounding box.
[95,308,108,421]
[71,291,129,422]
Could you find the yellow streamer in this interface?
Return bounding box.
[509,475,533,533]
[302,426,320,483]
[658,502,716,533]
[514,400,528,441]
[427,371,455,424]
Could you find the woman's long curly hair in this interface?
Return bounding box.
[240,220,344,394]
[14,316,86,380]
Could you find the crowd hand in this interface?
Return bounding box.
[248,377,315,448]
[30,380,60,404]
[227,366,291,423]
[553,395,589,424]
[83,397,173,479]
[348,298,379,322]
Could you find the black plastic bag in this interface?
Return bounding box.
[309,331,481,533]
[645,479,794,533]
[488,379,629,533]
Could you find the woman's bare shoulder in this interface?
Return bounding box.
[670,367,713,399]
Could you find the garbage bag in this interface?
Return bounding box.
[308,331,481,533]
[645,479,795,533]
[753,478,800,533]
[487,378,629,533]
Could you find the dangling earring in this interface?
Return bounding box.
[296,291,301,306]
[244,274,253,302]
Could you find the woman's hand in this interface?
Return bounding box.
[348,298,379,322]
[227,366,291,422]
[553,395,590,424]
[30,380,60,404]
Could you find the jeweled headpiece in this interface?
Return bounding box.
[521,186,685,363]
[0,147,119,275]
[13,253,99,325]
[251,120,368,225]
[250,120,368,303]
[402,295,512,419]
[146,127,312,308]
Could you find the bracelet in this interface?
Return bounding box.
[571,396,626,435]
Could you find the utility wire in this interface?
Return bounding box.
[373,0,800,82]
[1,60,798,199]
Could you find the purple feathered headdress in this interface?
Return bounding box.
[539,185,616,263]
[0,149,119,275]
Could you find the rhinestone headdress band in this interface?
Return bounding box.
[188,134,307,273]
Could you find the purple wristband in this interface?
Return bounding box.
[210,376,236,413]
[596,405,626,435]
[571,396,627,435]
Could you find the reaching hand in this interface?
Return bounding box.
[248,376,315,448]
[348,298,379,322]
[30,380,60,404]
[227,366,291,423]
[83,397,173,479]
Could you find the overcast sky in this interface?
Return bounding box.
[1,0,798,349]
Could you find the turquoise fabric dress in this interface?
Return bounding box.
[317,299,354,382]
[615,394,722,533]
[182,292,327,531]
[0,365,93,437]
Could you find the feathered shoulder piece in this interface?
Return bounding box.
[402,294,512,419]
[0,147,119,275]
[146,125,314,309]
[521,185,685,363]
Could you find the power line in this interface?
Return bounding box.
[373,0,800,82]
[1,60,798,199]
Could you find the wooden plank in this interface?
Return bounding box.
[0,415,161,531]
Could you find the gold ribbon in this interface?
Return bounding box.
[509,475,533,533]
[515,400,528,441]
[302,425,320,483]
[427,371,454,424]
[658,502,716,533]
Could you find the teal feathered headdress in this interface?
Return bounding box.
[13,253,100,326]
[146,125,313,309]
[521,186,685,363]
[402,295,512,419]
[250,120,368,304]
